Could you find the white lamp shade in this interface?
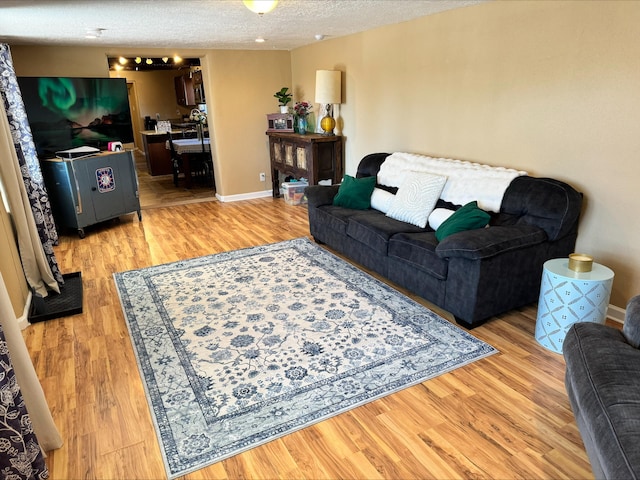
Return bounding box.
[315,70,341,104]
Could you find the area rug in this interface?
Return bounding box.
[114,237,497,478]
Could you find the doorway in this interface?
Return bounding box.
[113,63,216,208]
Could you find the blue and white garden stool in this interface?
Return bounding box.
[535,258,614,354]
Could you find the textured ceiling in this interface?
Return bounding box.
[0,0,483,51]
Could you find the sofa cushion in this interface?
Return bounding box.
[346,211,427,255]
[314,205,370,235]
[305,184,340,208]
[333,174,377,210]
[435,201,491,241]
[388,232,448,279]
[386,172,447,228]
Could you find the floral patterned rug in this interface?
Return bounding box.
[114,237,497,478]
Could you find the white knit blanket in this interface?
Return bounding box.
[377,152,527,213]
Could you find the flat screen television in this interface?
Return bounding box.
[16,76,134,158]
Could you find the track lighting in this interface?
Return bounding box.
[107,56,199,71]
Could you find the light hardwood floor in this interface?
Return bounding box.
[22,195,595,479]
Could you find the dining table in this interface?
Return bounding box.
[166,138,211,188]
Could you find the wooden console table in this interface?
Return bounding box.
[266,132,343,197]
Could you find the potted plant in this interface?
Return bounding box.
[274,87,293,113]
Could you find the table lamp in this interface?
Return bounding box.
[315,70,341,135]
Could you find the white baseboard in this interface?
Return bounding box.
[607,304,626,324]
[216,190,272,203]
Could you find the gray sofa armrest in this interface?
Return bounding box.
[563,319,640,480]
[305,185,340,208]
[623,295,640,348]
[435,224,547,260]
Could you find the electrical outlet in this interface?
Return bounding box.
[259,172,266,182]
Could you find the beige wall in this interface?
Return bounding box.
[110,69,200,122]
[205,50,291,196]
[10,46,110,77]
[290,0,640,308]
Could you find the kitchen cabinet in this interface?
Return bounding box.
[175,75,196,106]
[40,150,141,238]
[192,70,205,104]
[141,130,174,175]
[266,132,343,198]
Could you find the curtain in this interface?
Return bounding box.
[0,272,63,476]
[0,321,49,479]
[0,44,62,297]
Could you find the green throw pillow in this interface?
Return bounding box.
[435,201,491,241]
[333,175,377,210]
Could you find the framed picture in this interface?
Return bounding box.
[267,113,294,132]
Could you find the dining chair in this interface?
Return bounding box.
[167,132,183,187]
[187,131,215,189]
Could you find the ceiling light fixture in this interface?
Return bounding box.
[135,57,142,64]
[118,56,128,65]
[314,34,325,41]
[243,0,278,15]
[255,37,266,43]
[146,58,153,65]
[162,57,169,63]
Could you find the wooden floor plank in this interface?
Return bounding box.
[22,192,594,479]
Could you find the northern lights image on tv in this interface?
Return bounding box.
[17,76,134,157]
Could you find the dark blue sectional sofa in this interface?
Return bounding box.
[305,152,583,328]
[564,295,640,479]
